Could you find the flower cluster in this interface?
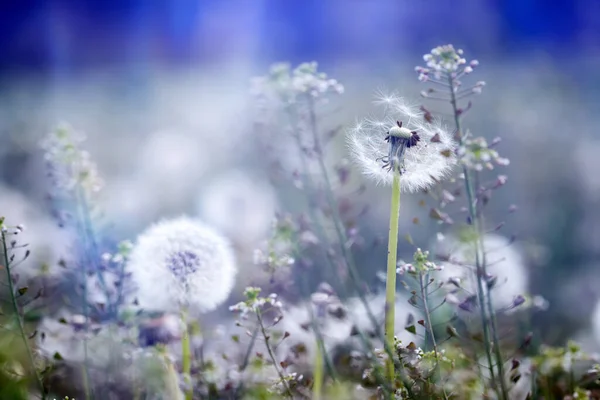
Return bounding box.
[416,44,480,82]
[251,62,344,106]
[41,124,103,195]
[458,135,510,171]
[229,287,283,318]
[397,248,445,275]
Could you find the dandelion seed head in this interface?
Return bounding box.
[127,217,237,313]
[347,95,456,193]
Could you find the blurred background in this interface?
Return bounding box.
[1,0,600,348]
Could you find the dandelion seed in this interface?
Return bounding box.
[127,217,237,314]
[347,95,457,192]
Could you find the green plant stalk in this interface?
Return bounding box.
[312,339,324,400]
[287,106,398,385]
[476,172,509,397]
[305,99,410,394]
[256,309,293,399]
[233,325,260,398]
[73,186,93,400]
[75,185,112,317]
[418,270,449,400]
[384,172,401,382]
[447,75,508,399]
[285,101,405,397]
[181,310,193,400]
[160,347,185,400]
[283,109,342,383]
[1,230,46,400]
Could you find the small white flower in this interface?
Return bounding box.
[347,94,456,192]
[127,217,237,313]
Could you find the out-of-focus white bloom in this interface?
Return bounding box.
[345,293,420,345]
[347,94,456,192]
[38,313,185,398]
[274,292,420,376]
[100,176,157,232]
[195,322,277,393]
[436,234,528,311]
[127,217,237,313]
[136,130,212,209]
[196,171,277,246]
[37,316,136,368]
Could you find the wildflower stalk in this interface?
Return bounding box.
[447,74,508,399]
[384,172,401,382]
[0,227,46,400]
[180,311,193,400]
[417,269,448,399]
[73,185,93,400]
[255,308,293,399]
[231,325,261,400]
[312,339,324,400]
[158,346,185,400]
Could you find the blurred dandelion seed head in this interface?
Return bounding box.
[197,171,277,247]
[127,216,237,313]
[437,234,528,311]
[347,95,456,192]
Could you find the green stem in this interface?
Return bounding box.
[418,271,448,400]
[312,339,324,400]
[73,186,92,400]
[447,74,508,399]
[477,173,509,398]
[181,311,193,400]
[1,230,46,399]
[256,309,293,399]
[385,172,401,382]
[159,346,185,400]
[306,99,408,395]
[288,105,399,388]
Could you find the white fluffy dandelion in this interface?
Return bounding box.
[347,94,456,193]
[127,217,237,314]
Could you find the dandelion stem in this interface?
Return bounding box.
[305,98,408,392]
[447,73,508,399]
[384,172,401,382]
[256,308,293,399]
[312,338,324,400]
[289,103,400,382]
[1,229,46,400]
[181,310,193,400]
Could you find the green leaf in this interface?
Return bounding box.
[405,325,416,334]
[17,287,28,296]
[53,352,63,361]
